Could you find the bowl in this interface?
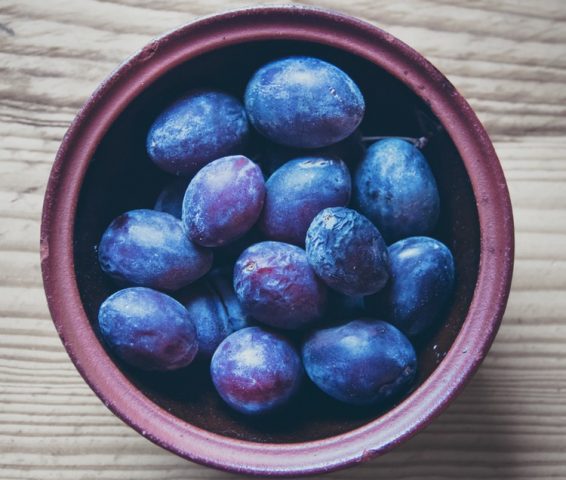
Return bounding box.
[40,6,514,476]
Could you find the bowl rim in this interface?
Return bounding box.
[41,5,514,477]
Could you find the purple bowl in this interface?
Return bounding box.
[41,6,514,476]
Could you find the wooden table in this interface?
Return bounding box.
[1,1,565,478]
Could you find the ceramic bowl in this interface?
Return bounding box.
[41,6,514,476]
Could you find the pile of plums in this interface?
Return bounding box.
[97,56,455,415]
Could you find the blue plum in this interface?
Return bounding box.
[154,177,190,219]
[211,326,303,415]
[327,293,367,322]
[98,287,198,371]
[302,319,417,405]
[213,227,263,268]
[147,90,249,176]
[233,241,327,330]
[182,155,266,248]
[259,156,351,245]
[366,236,456,337]
[182,269,251,360]
[353,138,440,243]
[98,209,212,291]
[305,207,389,296]
[257,131,365,176]
[245,56,365,148]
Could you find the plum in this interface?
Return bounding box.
[182,155,266,248]
[182,269,251,360]
[233,241,327,330]
[354,138,440,243]
[98,209,212,291]
[305,207,389,296]
[98,287,198,371]
[147,90,249,176]
[259,156,351,246]
[211,326,303,415]
[257,131,365,176]
[366,236,455,337]
[245,56,364,148]
[302,319,417,405]
[326,293,367,322]
[154,177,190,219]
[212,226,263,268]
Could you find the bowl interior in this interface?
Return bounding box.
[74,40,480,443]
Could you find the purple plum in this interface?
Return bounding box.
[233,241,327,330]
[211,326,303,415]
[98,287,198,371]
[366,236,455,337]
[154,177,190,219]
[259,156,351,246]
[182,269,251,360]
[354,138,440,243]
[302,319,417,405]
[98,209,212,291]
[257,131,365,176]
[182,155,266,248]
[147,90,249,176]
[305,207,389,296]
[245,56,365,148]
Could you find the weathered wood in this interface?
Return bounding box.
[1,0,565,478]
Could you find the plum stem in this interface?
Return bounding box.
[362,110,445,150]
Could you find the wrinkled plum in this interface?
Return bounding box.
[211,326,303,415]
[182,269,251,360]
[98,287,198,371]
[302,319,417,405]
[245,56,365,148]
[259,157,351,245]
[154,177,190,219]
[306,207,389,296]
[183,155,266,248]
[354,138,440,243]
[147,90,249,176]
[98,209,212,291]
[366,236,455,337]
[233,241,327,330]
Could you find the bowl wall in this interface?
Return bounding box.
[42,7,513,475]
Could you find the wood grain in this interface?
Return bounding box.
[1,0,565,479]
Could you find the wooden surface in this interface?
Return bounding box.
[1,0,565,478]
